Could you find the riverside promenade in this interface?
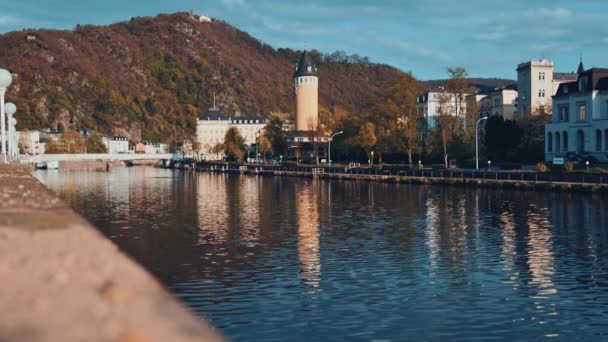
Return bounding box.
[0,164,222,341]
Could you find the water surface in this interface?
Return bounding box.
[36,168,608,341]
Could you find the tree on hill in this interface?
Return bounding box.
[223,127,246,162]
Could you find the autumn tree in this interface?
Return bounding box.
[258,135,271,161]
[357,122,377,163]
[86,133,108,153]
[444,67,472,121]
[223,127,246,162]
[436,93,460,168]
[384,72,424,165]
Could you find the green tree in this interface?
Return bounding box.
[264,115,287,157]
[357,122,377,162]
[224,127,246,162]
[86,133,108,153]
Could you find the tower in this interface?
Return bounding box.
[294,51,319,132]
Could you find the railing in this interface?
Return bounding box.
[194,162,608,185]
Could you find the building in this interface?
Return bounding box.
[545,63,608,163]
[196,107,266,161]
[489,86,518,120]
[517,59,577,117]
[15,130,44,155]
[416,91,470,128]
[104,136,129,154]
[286,51,330,162]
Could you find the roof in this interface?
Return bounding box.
[577,59,585,74]
[554,68,608,97]
[294,51,318,78]
[554,72,577,81]
[199,108,228,121]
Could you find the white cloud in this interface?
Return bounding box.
[0,15,20,26]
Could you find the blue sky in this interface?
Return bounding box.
[1,0,607,79]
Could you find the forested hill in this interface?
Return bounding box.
[0,13,401,142]
[0,12,513,143]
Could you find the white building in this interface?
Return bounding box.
[467,86,518,121]
[545,64,608,163]
[196,108,266,160]
[104,136,130,154]
[15,130,44,155]
[517,59,577,117]
[417,91,470,128]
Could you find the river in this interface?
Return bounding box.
[35,167,608,341]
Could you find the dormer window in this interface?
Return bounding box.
[307,66,312,72]
[564,85,569,94]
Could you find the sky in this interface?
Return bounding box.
[1,0,607,80]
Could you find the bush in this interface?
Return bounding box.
[536,162,548,173]
[564,161,574,172]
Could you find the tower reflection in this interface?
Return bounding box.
[296,181,321,288]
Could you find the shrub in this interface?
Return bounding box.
[564,161,574,172]
[536,162,548,173]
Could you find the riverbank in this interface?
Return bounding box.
[0,164,222,341]
[196,166,608,193]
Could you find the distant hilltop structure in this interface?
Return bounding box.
[189,10,212,23]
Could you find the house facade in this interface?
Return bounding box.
[416,91,470,129]
[545,65,608,163]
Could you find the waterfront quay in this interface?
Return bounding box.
[0,164,222,341]
[190,161,608,193]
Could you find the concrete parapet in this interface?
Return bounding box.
[0,164,222,341]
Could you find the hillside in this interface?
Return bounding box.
[0,13,401,142]
[424,78,516,92]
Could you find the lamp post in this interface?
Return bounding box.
[370,151,374,167]
[476,116,488,170]
[487,160,491,171]
[11,117,17,159]
[5,103,16,161]
[255,129,263,164]
[0,69,13,163]
[328,130,343,166]
[586,160,590,173]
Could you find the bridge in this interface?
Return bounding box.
[22,153,175,163]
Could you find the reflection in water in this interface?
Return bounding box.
[35,168,608,342]
[296,182,321,288]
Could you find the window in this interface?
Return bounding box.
[559,106,569,121]
[547,133,553,152]
[539,72,545,80]
[563,131,568,152]
[564,85,569,94]
[605,129,608,151]
[538,89,545,98]
[596,129,602,152]
[578,104,587,121]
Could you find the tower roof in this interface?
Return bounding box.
[294,51,318,78]
[577,58,585,74]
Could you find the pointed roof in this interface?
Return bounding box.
[294,51,318,78]
[577,58,585,74]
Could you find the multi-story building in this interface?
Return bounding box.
[490,86,518,120]
[517,59,577,116]
[104,136,130,154]
[545,64,608,163]
[416,91,469,128]
[196,108,266,160]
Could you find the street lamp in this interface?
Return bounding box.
[255,129,263,164]
[328,130,343,165]
[370,151,374,167]
[586,160,590,173]
[476,116,488,170]
[5,102,16,161]
[0,69,13,163]
[487,160,491,171]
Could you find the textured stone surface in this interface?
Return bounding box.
[0,164,222,342]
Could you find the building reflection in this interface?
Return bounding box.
[526,207,556,298]
[296,181,321,288]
